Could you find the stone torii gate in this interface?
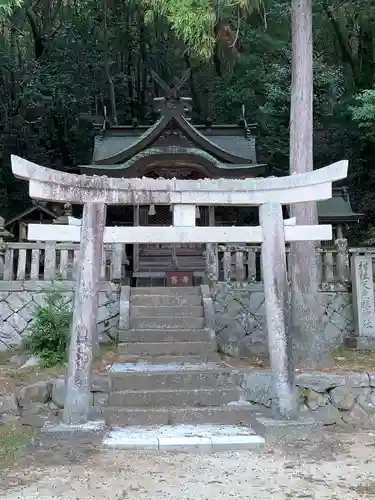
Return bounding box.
[11,155,348,428]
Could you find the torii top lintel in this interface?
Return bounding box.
[11,155,348,206]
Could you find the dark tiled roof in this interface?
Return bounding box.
[317,189,362,221]
[92,135,141,163]
[92,131,257,165]
[204,135,256,162]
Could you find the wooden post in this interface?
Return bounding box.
[259,202,297,420]
[62,202,107,426]
[247,248,256,282]
[110,243,123,282]
[44,243,56,280]
[208,206,215,227]
[133,205,140,273]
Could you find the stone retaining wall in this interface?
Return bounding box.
[242,371,375,427]
[0,282,120,351]
[0,281,355,356]
[213,283,354,357]
[0,375,108,427]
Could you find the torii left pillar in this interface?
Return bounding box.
[62,202,107,425]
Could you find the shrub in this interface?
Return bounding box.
[23,290,72,367]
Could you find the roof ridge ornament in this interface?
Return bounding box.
[150,70,192,119]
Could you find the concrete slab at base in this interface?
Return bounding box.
[39,420,107,447]
[104,432,159,450]
[250,414,322,443]
[102,424,265,453]
[159,435,212,452]
[211,435,265,452]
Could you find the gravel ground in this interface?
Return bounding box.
[1,430,375,499]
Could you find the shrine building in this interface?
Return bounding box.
[4,73,361,286]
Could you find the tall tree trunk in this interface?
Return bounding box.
[103,0,118,125]
[289,0,332,368]
[184,52,202,115]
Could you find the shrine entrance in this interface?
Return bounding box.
[132,167,214,286]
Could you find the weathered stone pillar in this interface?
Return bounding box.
[351,251,375,345]
[62,202,107,426]
[205,243,219,286]
[335,238,349,285]
[259,202,297,420]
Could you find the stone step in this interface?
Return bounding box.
[131,305,203,318]
[117,353,222,364]
[118,341,216,356]
[109,370,238,391]
[94,406,257,427]
[107,388,241,408]
[118,328,213,343]
[131,287,200,296]
[130,316,205,330]
[131,294,203,306]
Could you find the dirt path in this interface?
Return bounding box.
[1,430,375,499]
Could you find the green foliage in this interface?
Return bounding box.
[350,90,375,142]
[23,291,72,368]
[143,0,264,58]
[0,0,22,16]
[0,0,373,224]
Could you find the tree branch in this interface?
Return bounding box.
[323,0,361,88]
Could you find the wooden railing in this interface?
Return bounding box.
[206,242,350,288]
[0,242,128,281]
[0,239,353,287]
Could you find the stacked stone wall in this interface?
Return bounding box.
[242,371,375,427]
[213,283,354,358]
[0,282,120,351]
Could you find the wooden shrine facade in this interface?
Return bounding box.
[74,72,267,284]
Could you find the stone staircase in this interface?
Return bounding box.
[118,286,217,360]
[92,286,255,429]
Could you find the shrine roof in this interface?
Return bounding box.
[4,201,59,227]
[91,116,258,168]
[317,188,362,222]
[92,128,256,165]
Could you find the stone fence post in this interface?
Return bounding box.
[335,238,349,285]
[204,243,219,287]
[0,217,12,280]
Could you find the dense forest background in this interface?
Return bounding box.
[1,0,375,237]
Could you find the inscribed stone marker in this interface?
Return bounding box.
[351,253,375,339]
